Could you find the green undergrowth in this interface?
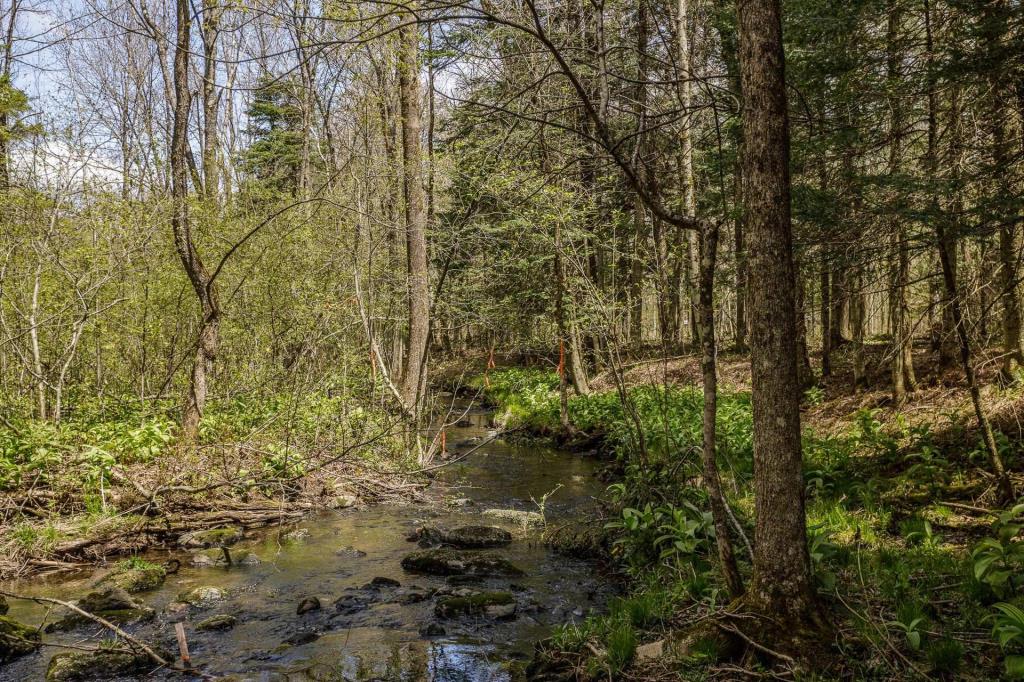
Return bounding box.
[0,385,407,494]
[0,371,413,569]
[480,367,1024,679]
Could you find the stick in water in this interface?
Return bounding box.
[174,622,190,666]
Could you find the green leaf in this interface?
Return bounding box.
[1005,655,1024,679]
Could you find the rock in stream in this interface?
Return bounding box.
[400,548,524,576]
[409,524,513,549]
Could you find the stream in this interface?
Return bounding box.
[1,405,613,681]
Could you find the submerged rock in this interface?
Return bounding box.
[97,561,166,594]
[446,575,485,586]
[46,649,164,681]
[282,528,310,542]
[400,549,524,577]
[335,545,367,559]
[190,553,217,567]
[435,591,517,620]
[177,585,227,608]
[178,526,243,548]
[481,509,544,528]
[297,597,321,615]
[282,630,320,646]
[390,588,432,605]
[412,525,513,549]
[419,622,446,637]
[364,576,401,589]
[191,547,259,567]
[0,615,40,662]
[196,614,237,631]
[333,594,370,615]
[45,587,154,633]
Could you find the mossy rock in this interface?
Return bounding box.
[0,595,8,615]
[435,591,516,619]
[0,616,40,662]
[178,526,244,548]
[45,648,166,681]
[481,509,544,528]
[192,547,260,567]
[97,563,166,594]
[196,614,237,631]
[79,586,139,613]
[415,525,513,549]
[178,585,227,607]
[400,549,524,577]
[45,587,154,633]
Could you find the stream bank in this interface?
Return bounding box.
[0,404,614,681]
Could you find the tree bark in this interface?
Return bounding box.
[399,8,430,410]
[698,220,744,598]
[935,221,1015,504]
[850,266,866,389]
[923,0,957,369]
[0,0,19,190]
[887,0,916,403]
[200,0,220,202]
[678,0,700,349]
[795,262,814,390]
[736,0,822,634]
[985,0,1024,380]
[820,263,831,377]
[171,0,220,440]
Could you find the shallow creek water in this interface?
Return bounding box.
[1,406,612,681]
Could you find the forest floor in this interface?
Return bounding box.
[437,339,1024,680]
[0,392,426,579]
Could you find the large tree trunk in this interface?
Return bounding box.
[171,0,220,441]
[737,0,822,636]
[399,8,430,410]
